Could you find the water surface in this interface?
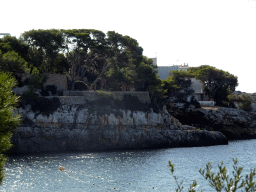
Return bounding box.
[1,140,256,192]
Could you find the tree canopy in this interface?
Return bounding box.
[20,29,160,92]
[188,65,238,106]
[0,36,29,61]
[162,70,194,103]
[0,50,30,74]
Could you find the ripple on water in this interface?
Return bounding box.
[2,140,256,191]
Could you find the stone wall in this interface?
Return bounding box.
[16,73,67,92]
[44,74,67,91]
[62,91,150,103]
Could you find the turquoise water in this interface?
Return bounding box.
[1,140,256,192]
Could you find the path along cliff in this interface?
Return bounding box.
[167,104,256,140]
[10,93,227,154]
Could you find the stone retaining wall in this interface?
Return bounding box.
[62,91,150,103]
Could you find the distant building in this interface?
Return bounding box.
[0,33,11,37]
[150,57,157,65]
[157,63,189,80]
[187,78,209,102]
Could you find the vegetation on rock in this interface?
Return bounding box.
[228,93,253,111]
[169,158,256,191]
[0,72,21,184]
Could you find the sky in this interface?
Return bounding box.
[1,0,256,93]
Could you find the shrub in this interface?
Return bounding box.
[40,85,57,96]
[20,93,60,117]
[0,72,21,184]
[237,94,253,111]
[168,158,256,191]
[228,93,253,111]
[26,74,47,92]
[190,96,201,109]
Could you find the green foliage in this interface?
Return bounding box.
[169,158,256,191]
[163,70,194,103]
[0,50,30,74]
[0,35,29,61]
[228,93,253,111]
[96,90,114,99]
[188,66,238,106]
[22,29,68,74]
[20,74,60,116]
[0,72,21,184]
[20,29,159,93]
[136,56,161,92]
[168,161,199,192]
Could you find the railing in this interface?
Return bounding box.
[198,101,216,106]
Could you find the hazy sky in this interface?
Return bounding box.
[1,0,256,92]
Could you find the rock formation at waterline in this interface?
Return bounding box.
[167,104,256,140]
[11,93,228,153]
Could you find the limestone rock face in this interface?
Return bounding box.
[168,105,256,140]
[11,99,227,153]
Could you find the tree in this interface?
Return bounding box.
[162,70,194,103]
[64,30,145,91]
[0,36,29,62]
[136,56,161,91]
[0,72,21,184]
[20,29,159,93]
[188,66,238,106]
[228,93,253,111]
[62,29,109,90]
[0,50,30,74]
[21,29,66,73]
[104,31,143,91]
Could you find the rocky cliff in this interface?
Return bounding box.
[11,94,228,153]
[167,104,256,140]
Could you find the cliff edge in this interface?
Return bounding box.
[167,104,256,140]
[11,94,227,153]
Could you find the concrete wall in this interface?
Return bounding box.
[63,91,150,103]
[198,101,216,106]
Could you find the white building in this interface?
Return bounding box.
[0,33,11,38]
[150,57,157,65]
[157,63,189,80]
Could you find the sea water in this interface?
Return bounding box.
[1,140,256,192]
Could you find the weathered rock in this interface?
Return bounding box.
[167,104,256,140]
[10,97,228,154]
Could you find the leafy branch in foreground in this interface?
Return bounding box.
[168,158,256,192]
[168,161,200,192]
[0,72,21,184]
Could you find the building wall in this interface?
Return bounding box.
[150,57,157,65]
[157,66,179,80]
[190,78,203,94]
[157,64,189,80]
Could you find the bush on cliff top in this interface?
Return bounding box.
[228,93,253,112]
